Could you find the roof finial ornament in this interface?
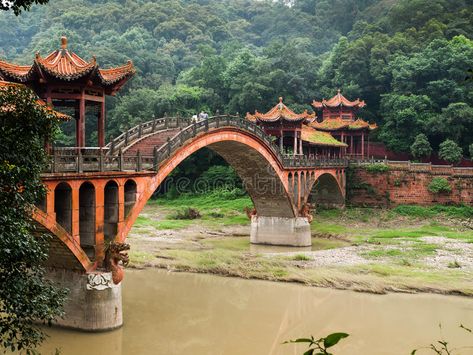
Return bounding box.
[279,96,283,103]
[337,88,341,94]
[61,36,68,50]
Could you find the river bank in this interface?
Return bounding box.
[127,194,473,296]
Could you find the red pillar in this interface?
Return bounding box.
[77,92,86,147]
[95,181,105,265]
[361,132,365,158]
[299,131,303,155]
[293,131,297,156]
[98,100,105,148]
[350,135,353,155]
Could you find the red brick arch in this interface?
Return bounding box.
[116,128,296,242]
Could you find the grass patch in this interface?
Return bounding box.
[392,204,473,219]
[292,254,311,261]
[133,216,193,230]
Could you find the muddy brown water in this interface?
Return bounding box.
[40,269,473,355]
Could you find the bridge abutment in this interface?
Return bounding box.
[250,216,311,247]
[47,268,122,331]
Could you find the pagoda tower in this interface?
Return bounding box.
[0,36,135,148]
[247,97,347,158]
[311,90,377,158]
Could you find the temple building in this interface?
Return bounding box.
[0,36,135,148]
[311,90,377,159]
[246,97,347,158]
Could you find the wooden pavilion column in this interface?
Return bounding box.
[293,131,297,156]
[361,132,365,158]
[98,100,105,148]
[350,135,354,156]
[76,90,86,147]
[280,129,284,153]
[299,131,303,155]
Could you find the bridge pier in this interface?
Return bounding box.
[250,216,311,247]
[47,268,122,331]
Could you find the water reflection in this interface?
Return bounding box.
[41,269,473,355]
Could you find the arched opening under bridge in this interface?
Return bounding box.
[308,173,345,209]
[79,182,96,260]
[54,182,72,234]
[104,180,119,243]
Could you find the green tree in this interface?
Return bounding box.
[469,143,473,159]
[438,139,463,164]
[0,85,67,353]
[411,133,432,159]
[0,0,49,15]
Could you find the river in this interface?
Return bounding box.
[40,269,473,355]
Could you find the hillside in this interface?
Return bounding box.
[1,0,472,156]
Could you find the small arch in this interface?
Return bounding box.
[79,181,96,260]
[308,173,345,209]
[124,179,137,217]
[54,182,72,234]
[104,180,119,243]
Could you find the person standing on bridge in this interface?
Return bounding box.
[199,110,209,120]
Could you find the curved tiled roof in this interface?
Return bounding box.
[301,125,347,147]
[310,117,376,131]
[312,89,366,109]
[246,97,315,123]
[0,37,135,91]
[0,80,70,120]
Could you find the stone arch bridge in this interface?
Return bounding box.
[34,115,347,330]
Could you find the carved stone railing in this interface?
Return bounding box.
[45,115,349,173]
[351,159,473,176]
[106,116,191,155]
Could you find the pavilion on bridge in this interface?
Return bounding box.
[310,90,377,159]
[246,97,347,158]
[0,36,135,148]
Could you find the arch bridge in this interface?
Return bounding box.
[35,115,347,330]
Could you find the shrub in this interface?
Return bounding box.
[410,133,432,159]
[207,187,246,200]
[169,207,201,219]
[439,139,463,164]
[365,163,390,173]
[469,143,473,159]
[428,177,452,194]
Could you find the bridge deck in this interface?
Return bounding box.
[47,115,348,174]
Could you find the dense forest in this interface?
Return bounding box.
[1,0,473,158]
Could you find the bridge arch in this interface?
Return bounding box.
[116,128,295,242]
[307,172,345,209]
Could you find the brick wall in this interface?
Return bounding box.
[347,163,473,207]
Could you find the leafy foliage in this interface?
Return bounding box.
[0,0,49,15]
[0,85,67,353]
[1,0,472,157]
[469,143,473,159]
[365,163,389,174]
[428,178,452,194]
[411,133,432,159]
[284,332,349,355]
[438,139,463,164]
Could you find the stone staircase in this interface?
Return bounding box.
[124,128,180,156]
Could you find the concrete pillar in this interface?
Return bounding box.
[250,216,311,247]
[47,268,122,331]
